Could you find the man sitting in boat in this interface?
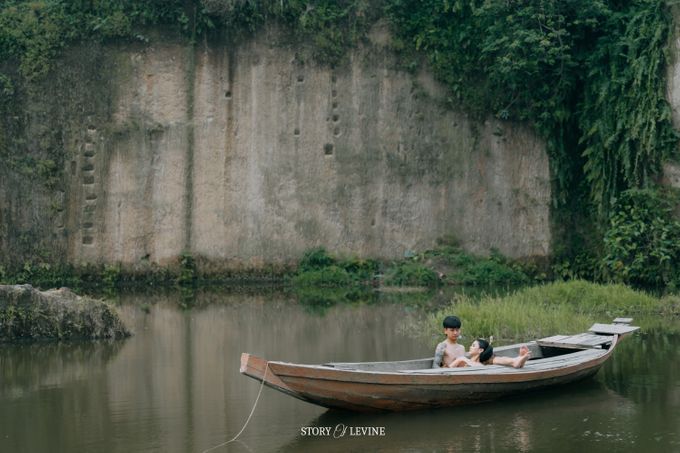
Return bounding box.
[432,316,465,368]
[449,338,531,369]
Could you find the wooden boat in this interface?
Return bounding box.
[240,319,639,412]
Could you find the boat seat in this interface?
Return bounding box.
[588,323,639,335]
[537,333,614,350]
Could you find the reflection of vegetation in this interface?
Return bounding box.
[599,329,680,412]
[292,284,439,315]
[293,286,376,315]
[178,286,197,310]
[416,280,680,345]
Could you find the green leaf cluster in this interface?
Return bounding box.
[0,1,191,81]
[602,189,680,286]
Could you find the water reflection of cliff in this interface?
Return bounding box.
[0,340,125,453]
[104,290,431,453]
[1,341,125,398]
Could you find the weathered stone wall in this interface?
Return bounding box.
[1,26,552,270]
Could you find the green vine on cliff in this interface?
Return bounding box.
[580,2,678,213]
[385,0,679,215]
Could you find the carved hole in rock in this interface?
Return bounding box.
[85,193,97,201]
[324,143,334,155]
[82,222,94,229]
[225,90,232,99]
[82,164,94,172]
[82,236,94,245]
[332,101,338,109]
[331,89,337,98]
[332,114,339,122]
[83,176,95,184]
[149,129,164,141]
[297,75,304,82]
[334,126,340,136]
[294,128,300,136]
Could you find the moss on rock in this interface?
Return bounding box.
[0,284,131,341]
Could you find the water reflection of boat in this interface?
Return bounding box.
[240,321,639,412]
[277,380,636,453]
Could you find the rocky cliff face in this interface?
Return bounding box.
[0,26,551,270]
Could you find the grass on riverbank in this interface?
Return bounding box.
[417,280,680,345]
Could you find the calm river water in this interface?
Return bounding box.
[1,288,678,453]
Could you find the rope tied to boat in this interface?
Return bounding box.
[201,362,269,453]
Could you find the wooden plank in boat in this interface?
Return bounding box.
[613,317,633,324]
[522,350,604,370]
[537,333,614,349]
[325,358,433,371]
[588,323,639,335]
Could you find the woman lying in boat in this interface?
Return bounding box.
[449,339,531,369]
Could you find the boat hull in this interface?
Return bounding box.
[240,336,618,412]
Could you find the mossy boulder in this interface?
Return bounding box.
[0,284,131,341]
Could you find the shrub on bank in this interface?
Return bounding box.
[291,265,353,287]
[423,246,532,286]
[292,247,379,287]
[293,246,532,289]
[383,262,439,287]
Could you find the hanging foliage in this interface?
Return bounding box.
[385,0,678,213]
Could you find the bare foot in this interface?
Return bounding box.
[513,346,531,368]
